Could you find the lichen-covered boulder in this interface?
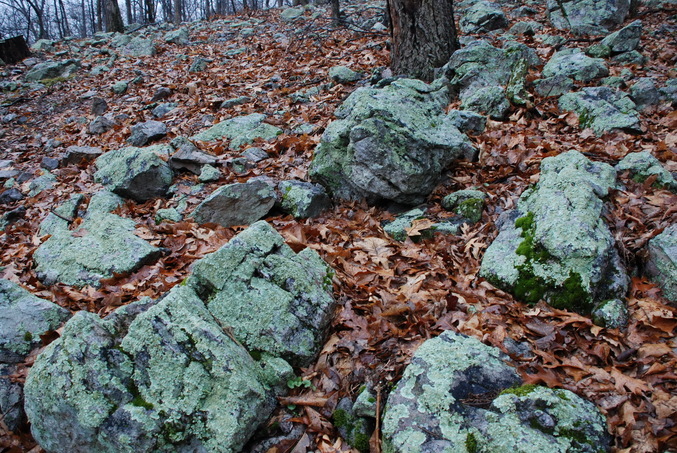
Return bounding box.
[459,1,508,34]
[447,110,486,134]
[547,0,630,35]
[24,59,80,82]
[533,75,575,98]
[24,290,290,453]
[592,299,629,328]
[460,85,511,120]
[121,37,156,57]
[480,150,629,313]
[616,151,677,191]
[94,146,174,201]
[191,113,282,149]
[382,331,610,453]
[308,78,476,205]
[629,78,663,111]
[33,197,161,288]
[278,180,331,219]
[329,65,361,83]
[645,224,677,302]
[164,27,189,44]
[0,279,71,363]
[559,87,641,135]
[600,20,642,54]
[192,180,276,227]
[542,48,609,83]
[186,221,335,366]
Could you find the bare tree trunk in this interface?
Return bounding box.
[388,0,458,81]
[144,0,154,22]
[330,0,339,26]
[125,0,132,23]
[104,0,124,31]
[173,0,180,23]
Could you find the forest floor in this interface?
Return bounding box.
[0,1,676,452]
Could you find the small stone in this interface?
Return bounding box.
[155,207,182,223]
[189,57,209,73]
[150,86,172,102]
[630,77,662,110]
[278,180,331,219]
[281,6,305,22]
[199,164,221,182]
[329,65,361,83]
[111,81,128,94]
[91,97,108,115]
[242,147,269,162]
[645,225,677,302]
[221,96,251,109]
[461,85,510,120]
[592,299,629,328]
[62,146,104,166]
[442,189,487,223]
[40,157,59,170]
[127,120,167,147]
[151,102,178,118]
[612,50,647,66]
[169,142,218,174]
[192,180,276,227]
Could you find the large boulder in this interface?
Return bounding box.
[308,78,476,205]
[547,0,631,35]
[94,146,173,201]
[192,180,276,227]
[645,225,677,302]
[542,48,609,83]
[25,59,81,82]
[559,87,641,135]
[0,279,71,363]
[185,221,336,366]
[121,37,156,57]
[382,331,610,452]
[459,1,508,34]
[600,20,642,54]
[480,150,629,313]
[33,193,162,287]
[191,113,282,149]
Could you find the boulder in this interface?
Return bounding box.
[24,291,289,453]
[121,37,156,57]
[382,331,610,452]
[192,180,276,227]
[127,121,167,147]
[334,398,373,452]
[542,48,609,82]
[308,78,476,205]
[280,6,305,22]
[169,141,218,174]
[645,225,677,302]
[1,364,25,431]
[558,87,641,135]
[24,59,80,82]
[191,113,282,150]
[616,151,677,191]
[278,180,331,219]
[94,146,174,201]
[111,81,128,94]
[547,0,631,35]
[28,171,56,196]
[33,205,162,287]
[612,50,647,66]
[460,85,511,120]
[508,20,543,36]
[480,151,629,313]
[185,220,336,366]
[459,1,508,34]
[164,27,189,45]
[329,65,361,83]
[533,75,575,98]
[0,279,71,363]
[592,299,629,328]
[447,110,486,134]
[629,77,662,111]
[600,20,642,54]
[88,115,115,135]
[31,39,55,52]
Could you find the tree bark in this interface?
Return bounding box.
[388,0,458,82]
[104,0,124,32]
[331,0,340,26]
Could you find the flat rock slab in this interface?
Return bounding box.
[127,121,167,147]
[192,180,276,227]
[309,78,475,205]
[382,331,610,452]
[24,59,80,82]
[191,113,282,149]
[480,150,629,313]
[94,146,173,201]
[559,87,641,135]
[0,279,71,363]
[542,48,609,82]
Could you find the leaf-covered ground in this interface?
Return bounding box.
[1,2,676,452]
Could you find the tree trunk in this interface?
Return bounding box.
[173,0,181,23]
[388,0,458,82]
[331,0,340,26]
[104,0,124,31]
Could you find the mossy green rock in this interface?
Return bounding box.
[442,189,487,223]
[382,331,610,453]
[645,224,677,302]
[309,78,476,205]
[191,113,282,150]
[616,151,677,191]
[559,87,640,135]
[94,146,174,202]
[25,59,80,82]
[186,221,335,366]
[24,287,287,453]
[0,279,71,363]
[542,48,608,83]
[480,150,629,313]
[279,180,331,219]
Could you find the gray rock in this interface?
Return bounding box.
[334,398,372,452]
[155,207,182,223]
[24,59,80,82]
[39,194,84,236]
[586,43,612,58]
[199,164,221,182]
[533,75,575,97]
[63,146,104,167]
[150,86,172,102]
[164,27,189,45]
[189,57,209,73]
[127,120,167,147]
[170,141,218,174]
[24,288,289,453]
[91,97,108,115]
[41,157,59,170]
[559,87,640,135]
[191,113,282,150]
[612,50,647,66]
[660,79,677,106]
[88,115,115,135]
[547,0,630,35]
[31,39,55,52]
[192,180,276,227]
[447,110,486,134]
[186,220,335,366]
[353,385,377,418]
[28,171,56,196]
[460,1,509,34]
[243,147,269,162]
[309,78,475,205]
[0,364,25,431]
[542,48,609,82]
[382,330,611,452]
[110,33,132,48]
[111,81,128,94]
[461,85,511,119]
[645,225,677,302]
[151,102,177,118]
[94,146,174,201]
[221,96,251,109]
[601,20,642,54]
[384,208,463,241]
[278,181,331,219]
[329,65,361,83]
[121,37,156,57]
[281,6,305,22]
[442,189,487,223]
[592,299,629,328]
[601,76,626,88]
[0,279,71,363]
[616,151,677,191]
[480,151,629,313]
[34,208,161,287]
[629,78,662,109]
[87,190,124,215]
[508,20,543,36]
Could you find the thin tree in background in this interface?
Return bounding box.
[104,0,123,31]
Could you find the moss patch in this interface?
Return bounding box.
[465,432,478,453]
[500,383,539,397]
